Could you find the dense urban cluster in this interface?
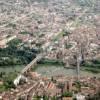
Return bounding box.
[0,72,100,100]
[0,0,100,100]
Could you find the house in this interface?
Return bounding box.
[76,94,85,100]
[0,81,3,85]
[0,35,16,48]
[14,75,28,86]
[63,97,73,100]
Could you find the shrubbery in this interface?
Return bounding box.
[62,91,73,97]
[0,72,17,92]
[0,39,38,66]
[37,58,65,66]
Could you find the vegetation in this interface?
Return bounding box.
[62,91,73,97]
[6,23,16,28]
[84,68,100,74]
[7,38,22,46]
[33,95,57,100]
[0,72,17,92]
[19,31,31,35]
[53,30,70,41]
[32,58,65,71]
[83,59,100,69]
[82,59,100,73]
[74,81,81,92]
[0,38,38,66]
[62,30,71,36]
[65,44,72,49]
[37,58,65,66]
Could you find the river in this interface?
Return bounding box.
[0,65,100,78]
[0,65,25,74]
[34,65,100,77]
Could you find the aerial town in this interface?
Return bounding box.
[0,0,100,100]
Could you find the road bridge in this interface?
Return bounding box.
[14,29,62,86]
[21,53,43,74]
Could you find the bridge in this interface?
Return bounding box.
[14,30,62,86]
[21,53,43,74]
[21,31,60,74]
[14,9,88,85]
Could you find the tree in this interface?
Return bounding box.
[62,91,73,97]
